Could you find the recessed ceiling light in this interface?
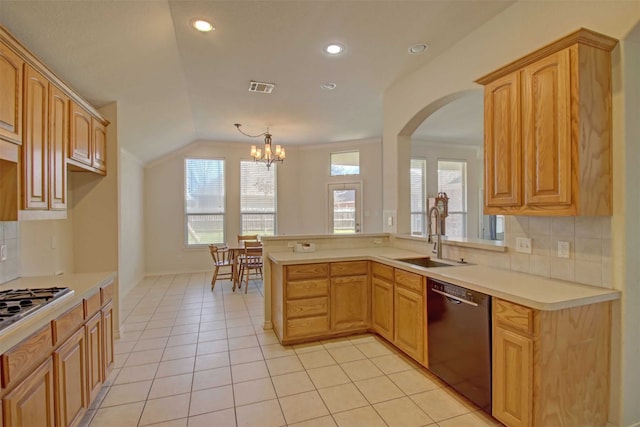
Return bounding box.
[191,19,214,32]
[321,83,337,90]
[408,43,429,54]
[325,43,345,55]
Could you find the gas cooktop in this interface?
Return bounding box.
[0,287,72,332]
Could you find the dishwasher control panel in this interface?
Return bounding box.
[428,279,483,304]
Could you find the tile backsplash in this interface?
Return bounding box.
[0,221,19,284]
[441,216,611,288]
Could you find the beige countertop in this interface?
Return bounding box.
[268,248,620,311]
[0,272,116,354]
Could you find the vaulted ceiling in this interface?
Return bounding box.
[0,1,512,163]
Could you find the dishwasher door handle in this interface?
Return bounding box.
[430,288,479,307]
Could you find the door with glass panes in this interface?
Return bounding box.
[328,183,362,234]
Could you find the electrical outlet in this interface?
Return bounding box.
[557,241,570,258]
[515,237,532,254]
[0,244,6,261]
[372,238,382,245]
[287,241,296,248]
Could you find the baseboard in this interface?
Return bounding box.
[144,269,210,277]
[262,320,273,330]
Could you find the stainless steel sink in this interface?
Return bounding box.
[396,257,456,268]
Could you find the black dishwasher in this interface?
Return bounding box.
[427,278,492,414]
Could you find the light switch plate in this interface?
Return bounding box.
[515,237,532,254]
[0,244,6,261]
[558,241,570,258]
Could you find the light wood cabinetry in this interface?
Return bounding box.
[22,65,49,210]
[330,261,369,332]
[85,312,103,404]
[371,263,394,341]
[393,269,425,364]
[492,298,611,427]
[48,85,68,210]
[1,281,115,427]
[53,327,87,427]
[69,102,107,176]
[0,41,23,145]
[477,28,617,216]
[2,358,55,427]
[21,65,69,214]
[282,263,330,341]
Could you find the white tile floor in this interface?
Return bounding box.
[80,273,502,427]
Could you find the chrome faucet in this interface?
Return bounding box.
[427,206,442,259]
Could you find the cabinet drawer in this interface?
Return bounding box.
[372,262,394,281]
[330,261,368,277]
[1,325,52,388]
[287,279,329,299]
[52,302,84,345]
[83,291,101,319]
[395,269,423,293]
[494,299,535,335]
[286,316,329,338]
[100,282,113,304]
[287,297,328,318]
[286,263,329,281]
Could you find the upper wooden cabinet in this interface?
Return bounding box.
[0,41,23,145]
[477,28,617,216]
[92,118,107,173]
[68,101,107,176]
[21,65,68,214]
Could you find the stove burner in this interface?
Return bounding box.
[0,287,72,331]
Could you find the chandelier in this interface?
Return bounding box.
[234,123,285,169]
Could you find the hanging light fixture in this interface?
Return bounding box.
[234,123,285,169]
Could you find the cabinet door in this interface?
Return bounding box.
[394,286,424,362]
[91,118,106,173]
[102,302,114,381]
[493,327,533,427]
[3,358,55,427]
[69,103,92,166]
[85,312,103,404]
[484,72,522,208]
[330,275,369,331]
[54,328,87,427]
[48,85,68,210]
[22,65,49,210]
[371,277,393,341]
[0,42,23,144]
[522,49,572,208]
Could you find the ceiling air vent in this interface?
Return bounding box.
[248,80,275,94]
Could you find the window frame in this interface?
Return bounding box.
[240,160,278,237]
[184,157,226,247]
[437,159,468,238]
[410,158,428,236]
[330,150,360,176]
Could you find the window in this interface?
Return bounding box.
[410,158,427,235]
[185,158,225,245]
[438,160,467,238]
[241,161,277,236]
[330,151,360,176]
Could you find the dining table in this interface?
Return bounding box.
[226,243,263,290]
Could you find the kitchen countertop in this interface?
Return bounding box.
[268,248,620,311]
[0,272,116,354]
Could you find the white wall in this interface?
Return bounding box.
[383,3,640,425]
[410,141,482,239]
[118,148,145,298]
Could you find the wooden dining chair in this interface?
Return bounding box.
[238,241,263,294]
[237,234,259,244]
[208,244,234,290]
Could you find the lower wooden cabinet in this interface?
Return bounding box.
[53,327,87,427]
[330,275,368,332]
[393,284,424,363]
[371,276,393,341]
[102,302,114,381]
[2,358,55,427]
[85,312,103,404]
